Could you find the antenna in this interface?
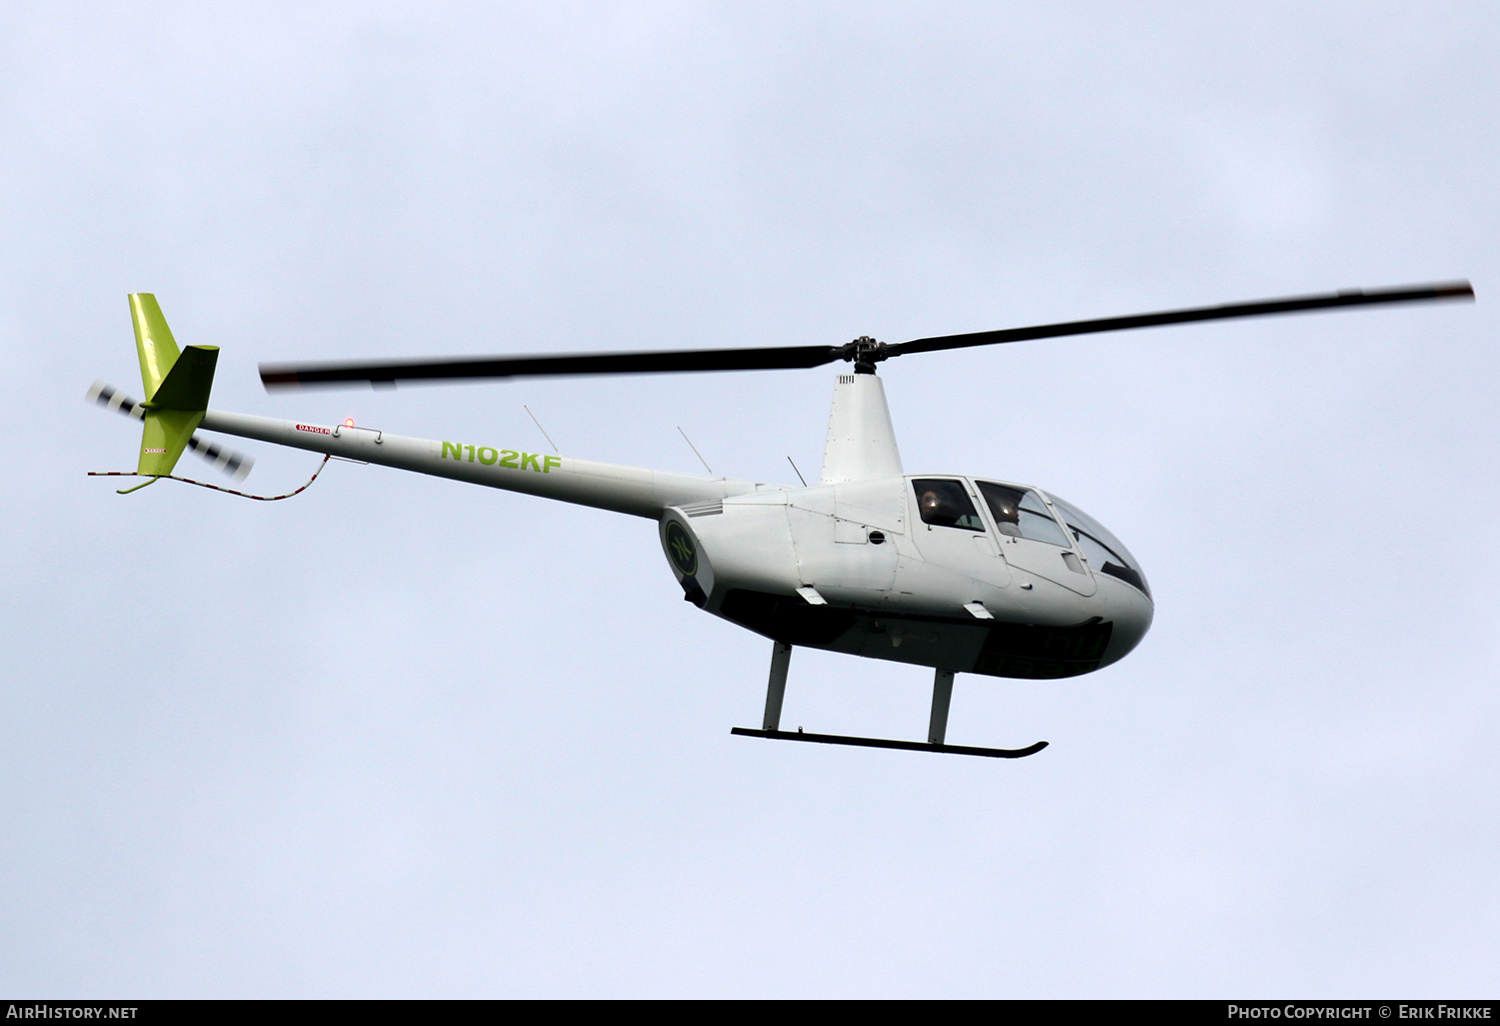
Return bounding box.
[787,456,808,487]
[677,427,713,476]
[524,405,561,454]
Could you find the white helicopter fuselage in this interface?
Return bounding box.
[200,370,1153,681]
[661,472,1152,680]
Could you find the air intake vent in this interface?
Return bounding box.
[839,375,856,384]
[680,501,723,518]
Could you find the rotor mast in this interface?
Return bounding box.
[820,339,903,485]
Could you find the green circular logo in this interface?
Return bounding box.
[665,521,698,577]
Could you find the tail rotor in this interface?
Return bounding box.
[87,380,254,481]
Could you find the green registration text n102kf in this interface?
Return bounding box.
[441,442,562,473]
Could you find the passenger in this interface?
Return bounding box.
[919,488,959,527]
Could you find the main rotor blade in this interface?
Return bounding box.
[259,280,1473,390]
[261,343,843,390]
[890,281,1475,358]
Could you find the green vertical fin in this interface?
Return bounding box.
[131,293,181,401]
[128,295,219,477]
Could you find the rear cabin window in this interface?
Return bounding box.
[912,479,985,531]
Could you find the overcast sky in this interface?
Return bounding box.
[3,1,1497,998]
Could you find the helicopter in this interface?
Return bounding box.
[89,282,1474,759]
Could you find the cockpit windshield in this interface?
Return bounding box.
[1043,493,1150,597]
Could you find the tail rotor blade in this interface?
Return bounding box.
[86,380,144,420]
[186,434,254,480]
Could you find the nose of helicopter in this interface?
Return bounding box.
[1031,490,1154,670]
[1093,572,1154,669]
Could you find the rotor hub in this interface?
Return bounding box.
[840,335,890,374]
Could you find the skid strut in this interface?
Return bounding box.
[763,641,792,731]
[732,643,1047,759]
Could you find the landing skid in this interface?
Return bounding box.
[730,727,1047,759]
[733,641,1047,759]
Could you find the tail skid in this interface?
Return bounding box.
[89,455,328,501]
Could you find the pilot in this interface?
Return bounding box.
[989,493,1022,537]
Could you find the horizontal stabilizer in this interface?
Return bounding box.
[147,345,219,411]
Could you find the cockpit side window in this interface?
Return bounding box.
[976,481,1072,547]
[912,479,985,531]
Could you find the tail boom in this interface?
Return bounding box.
[198,409,763,518]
